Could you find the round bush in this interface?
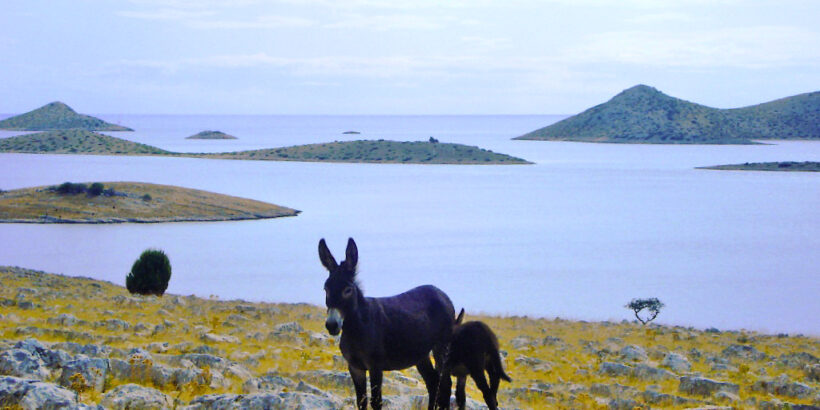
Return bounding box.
[126,249,172,296]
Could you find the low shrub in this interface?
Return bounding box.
[126,249,172,296]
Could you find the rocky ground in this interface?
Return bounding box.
[0,266,818,409]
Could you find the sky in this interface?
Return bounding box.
[1,0,818,115]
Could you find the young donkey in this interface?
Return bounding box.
[439,309,512,410]
[319,238,455,410]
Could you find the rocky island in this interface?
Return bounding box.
[186,131,238,140]
[698,161,820,172]
[0,182,299,224]
[0,102,132,131]
[0,131,530,165]
[516,85,820,144]
[0,266,817,409]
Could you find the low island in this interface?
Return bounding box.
[0,130,530,165]
[0,182,299,224]
[186,130,238,140]
[698,161,820,172]
[0,102,132,131]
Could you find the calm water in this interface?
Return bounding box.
[1,115,818,335]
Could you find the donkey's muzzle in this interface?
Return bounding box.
[326,308,343,336]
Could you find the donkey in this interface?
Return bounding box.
[319,238,455,410]
[438,309,512,410]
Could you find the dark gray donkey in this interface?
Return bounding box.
[319,237,455,410]
[438,309,512,410]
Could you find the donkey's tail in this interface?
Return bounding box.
[492,352,512,383]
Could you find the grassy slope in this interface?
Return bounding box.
[1,266,818,408]
[516,85,820,144]
[0,102,132,131]
[0,130,170,155]
[186,131,238,140]
[0,182,299,223]
[200,140,531,164]
[698,161,820,172]
[0,131,530,164]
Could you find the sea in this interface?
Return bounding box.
[1,114,818,335]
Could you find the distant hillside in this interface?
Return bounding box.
[698,161,820,172]
[186,130,237,140]
[0,102,132,131]
[516,85,820,144]
[199,139,531,164]
[0,130,170,155]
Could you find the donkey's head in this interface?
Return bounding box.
[318,237,360,336]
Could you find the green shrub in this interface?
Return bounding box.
[56,182,87,195]
[141,194,152,202]
[126,249,172,296]
[88,183,104,196]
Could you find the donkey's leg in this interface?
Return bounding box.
[469,368,497,410]
[487,360,501,397]
[349,365,368,410]
[455,375,467,410]
[416,357,439,410]
[433,347,451,409]
[369,368,383,410]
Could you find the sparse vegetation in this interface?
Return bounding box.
[0,266,818,409]
[516,85,820,144]
[0,182,299,223]
[126,249,172,296]
[185,130,237,140]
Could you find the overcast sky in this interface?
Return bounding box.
[1,0,818,114]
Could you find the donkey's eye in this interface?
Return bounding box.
[342,286,354,298]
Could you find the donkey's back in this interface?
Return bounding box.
[369,284,455,370]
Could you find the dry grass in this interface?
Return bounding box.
[1,266,818,408]
[0,182,299,223]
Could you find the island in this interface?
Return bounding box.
[698,161,820,172]
[0,130,530,165]
[0,102,133,131]
[186,130,238,140]
[342,131,361,134]
[0,182,299,223]
[200,140,531,164]
[516,85,820,144]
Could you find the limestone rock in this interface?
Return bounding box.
[661,352,692,372]
[0,349,50,380]
[58,355,109,393]
[101,383,174,409]
[0,376,79,410]
[678,376,739,397]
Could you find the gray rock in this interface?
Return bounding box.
[618,345,648,362]
[94,318,131,331]
[721,344,766,361]
[510,336,535,349]
[606,397,641,410]
[678,376,739,397]
[515,355,552,372]
[589,383,638,398]
[295,370,352,390]
[661,352,692,372]
[101,383,174,409]
[599,362,632,378]
[0,349,50,380]
[58,356,109,393]
[200,333,240,344]
[309,332,333,346]
[641,389,701,406]
[242,374,296,394]
[183,392,342,409]
[47,314,80,327]
[272,321,303,334]
[171,354,230,371]
[0,376,78,410]
[632,364,677,381]
[13,339,72,369]
[779,352,819,369]
[751,375,817,399]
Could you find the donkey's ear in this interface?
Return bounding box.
[318,238,338,272]
[344,237,358,271]
[455,308,465,325]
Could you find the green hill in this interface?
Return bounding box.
[516,85,820,144]
[698,161,820,172]
[0,102,132,131]
[0,130,169,155]
[186,130,238,140]
[200,139,531,164]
